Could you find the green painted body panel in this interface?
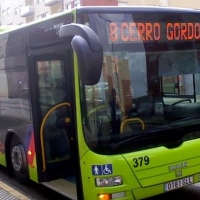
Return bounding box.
[28,156,38,183]
[124,139,200,187]
[80,150,138,200]
[28,166,38,183]
[79,138,200,199]
[0,25,18,33]
[0,154,6,166]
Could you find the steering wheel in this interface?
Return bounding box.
[120,118,145,133]
[171,98,192,106]
[40,102,70,172]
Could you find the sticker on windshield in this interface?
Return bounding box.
[92,164,113,176]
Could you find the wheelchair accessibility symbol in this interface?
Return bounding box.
[92,164,113,175]
[102,164,112,175]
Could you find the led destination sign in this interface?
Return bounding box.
[109,22,200,43]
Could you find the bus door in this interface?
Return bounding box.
[30,52,76,182]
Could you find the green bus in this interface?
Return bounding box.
[0,6,200,200]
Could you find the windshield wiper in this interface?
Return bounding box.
[110,126,187,153]
[169,114,200,124]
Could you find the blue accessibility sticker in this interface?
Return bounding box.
[92,164,113,176]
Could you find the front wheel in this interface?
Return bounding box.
[10,135,29,184]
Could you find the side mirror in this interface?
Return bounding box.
[59,23,103,85]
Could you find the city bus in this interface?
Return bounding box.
[0,5,200,200]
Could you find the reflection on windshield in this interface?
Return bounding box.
[82,48,200,154]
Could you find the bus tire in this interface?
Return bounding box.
[10,135,29,184]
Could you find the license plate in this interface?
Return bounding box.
[164,176,193,191]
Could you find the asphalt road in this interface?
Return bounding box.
[0,164,200,200]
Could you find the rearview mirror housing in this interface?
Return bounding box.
[59,23,103,85]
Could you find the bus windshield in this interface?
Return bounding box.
[80,9,200,154]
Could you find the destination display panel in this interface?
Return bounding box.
[108,22,200,43]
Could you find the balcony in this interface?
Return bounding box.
[44,0,62,6]
[20,6,34,17]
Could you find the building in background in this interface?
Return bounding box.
[119,0,200,7]
[0,0,200,26]
[0,0,118,25]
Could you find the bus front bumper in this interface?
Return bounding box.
[132,173,200,200]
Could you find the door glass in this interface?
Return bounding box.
[37,60,66,116]
[37,60,70,163]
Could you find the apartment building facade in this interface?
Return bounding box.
[0,0,200,25]
[121,0,200,7]
[0,0,117,25]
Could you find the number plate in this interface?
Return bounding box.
[164,176,193,191]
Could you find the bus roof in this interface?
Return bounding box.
[0,9,75,35]
[0,25,19,33]
[77,5,200,13]
[0,6,200,35]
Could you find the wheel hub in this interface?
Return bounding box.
[11,145,25,172]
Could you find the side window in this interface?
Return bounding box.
[0,67,32,122]
[37,60,66,117]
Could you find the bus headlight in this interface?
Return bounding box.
[95,176,123,187]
